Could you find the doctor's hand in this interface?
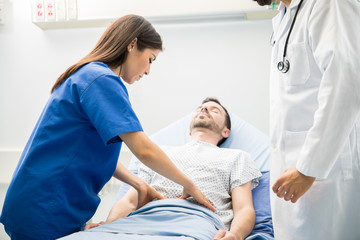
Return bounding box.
[272,166,315,203]
[178,184,216,212]
[136,181,165,209]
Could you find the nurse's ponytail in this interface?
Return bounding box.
[51,14,163,93]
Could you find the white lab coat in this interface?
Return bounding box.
[269,0,360,239]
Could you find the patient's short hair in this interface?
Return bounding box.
[202,97,231,146]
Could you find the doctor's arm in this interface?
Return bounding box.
[214,182,255,240]
[119,131,216,212]
[273,0,360,203]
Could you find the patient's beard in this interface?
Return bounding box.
[190,119,222,134]
[253,0,272,6]
[192,121,212,130]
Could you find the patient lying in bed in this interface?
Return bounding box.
[60,98,262,240]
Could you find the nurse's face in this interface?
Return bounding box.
[120,45,160,85]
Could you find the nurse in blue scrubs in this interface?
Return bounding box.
[0,15,215,240]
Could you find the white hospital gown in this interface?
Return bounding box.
[136,140,262,229]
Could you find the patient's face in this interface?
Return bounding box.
[190,101,228,134]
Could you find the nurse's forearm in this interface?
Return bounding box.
[113,162,145,191]
[119,132,215,212]
[118,131,193,188]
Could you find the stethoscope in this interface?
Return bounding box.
[276,0,304,73]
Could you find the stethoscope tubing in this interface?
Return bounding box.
[277,0,304,73]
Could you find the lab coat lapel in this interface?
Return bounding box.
[272,0,303,40]
[271,3,290,52]
[271,3,288,63]
[271,3,285,36]
[271,0,304,63]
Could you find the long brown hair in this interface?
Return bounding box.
[51,14,163,93]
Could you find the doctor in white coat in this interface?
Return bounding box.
[252,0,360,239]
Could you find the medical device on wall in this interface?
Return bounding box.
[277,0,304,73]
[31,0,77,22]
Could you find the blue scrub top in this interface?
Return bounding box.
[0,62,143,239]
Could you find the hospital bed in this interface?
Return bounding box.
[61,113,274,240]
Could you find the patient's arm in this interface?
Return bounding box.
[230,182,255,239]
[214,182,255,240]
[106,187,139,223]
[84,188,140,230]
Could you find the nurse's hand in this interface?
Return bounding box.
[136,181,165,209]
[178,184,216,212]
[272,166,315,203]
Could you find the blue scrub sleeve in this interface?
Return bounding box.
[79,74,143,145]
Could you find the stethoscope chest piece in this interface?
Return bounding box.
[276,0,304,74]
[277,58,290,73]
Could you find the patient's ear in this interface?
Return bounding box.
[221,128,230,138]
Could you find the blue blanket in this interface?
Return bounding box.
[60,198,273,240]
[60,199,225,240]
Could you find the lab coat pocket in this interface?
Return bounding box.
[283,131,307,168]
[286,42,310,86]
[339,138,354,181]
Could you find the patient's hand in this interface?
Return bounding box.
[84,221,105,231]
[136,181,165,209]
[213,230,240,240]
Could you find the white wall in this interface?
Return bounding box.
[0,0,273,182]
